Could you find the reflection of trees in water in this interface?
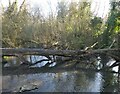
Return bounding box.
[50,71,97,92]
[2,75,20,92]
[99,54,119,92]
[101,71,118,92]
[73,72,87,92]
[73,71,96,92]
[85,71,96,81]
[3,55,120,92]
[118,75,120,93]
[53,72,75,92]
[3,74,43,92]
[99,53,110,68]
[3,56,21,67]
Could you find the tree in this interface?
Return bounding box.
[102,1,120,48]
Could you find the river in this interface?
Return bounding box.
[2,55,120,92]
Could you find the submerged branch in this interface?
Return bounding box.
[29,59,49,66]
[2,48,119,56]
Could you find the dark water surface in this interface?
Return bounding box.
[2,56,120,92]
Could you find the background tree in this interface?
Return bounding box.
[2,0,119,50]
[102,0,120,48]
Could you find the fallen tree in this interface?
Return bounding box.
[1,48,120,74]
[1,48,120,57]
[1,48,86,56]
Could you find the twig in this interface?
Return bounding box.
[29,59,49,66]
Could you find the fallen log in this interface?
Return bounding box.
[1,48,86,56]
[1,48,120,67]
[1,48,119,56]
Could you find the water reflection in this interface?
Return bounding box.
[2,55,120,92]
[2,71,101,92]
[101,71,119,92]
[2,70,119,92]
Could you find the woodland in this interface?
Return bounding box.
[2,0,120,50]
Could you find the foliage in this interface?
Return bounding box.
[2,0,120,49]
[101,1,120,48]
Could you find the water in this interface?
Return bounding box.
[2,55,120,92]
